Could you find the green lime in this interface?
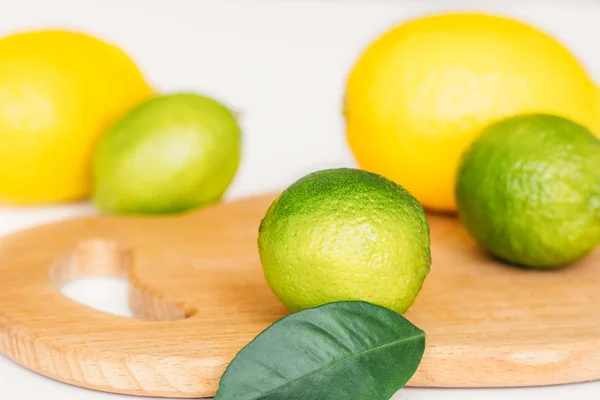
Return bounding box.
[92,93,241,214]
[258,168,431,314]
[456,114,600,269]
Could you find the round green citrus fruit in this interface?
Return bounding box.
[456,114,600,269]
[258,168,431,314]
[92,93,241,215]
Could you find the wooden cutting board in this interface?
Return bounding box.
[0,193,599,398]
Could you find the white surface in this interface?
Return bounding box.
[0,0,599,398]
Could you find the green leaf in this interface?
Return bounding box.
[214,301,425,400]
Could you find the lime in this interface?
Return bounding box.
[456,114,600,269]
[92,93,241,214]
[258,168,431,314]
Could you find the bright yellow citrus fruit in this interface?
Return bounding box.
[344,12,600,212]
[0,30,153,205]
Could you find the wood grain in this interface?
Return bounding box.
[0,193,599,397]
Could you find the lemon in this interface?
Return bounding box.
[344,12,599,213]
[92,93,241,215]
[456,114,600,269]
[0,30,153,205]
[258,168,431,314]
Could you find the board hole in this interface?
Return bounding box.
[61,276,133,317]
[51,239,187,321]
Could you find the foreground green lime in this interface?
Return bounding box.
[456,114,600,269]
[92,93,241,214]
[258,168,431,314]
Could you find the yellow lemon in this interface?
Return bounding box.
[344,13,600,212]
[0,30,153,205]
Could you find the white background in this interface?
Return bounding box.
[1,0,600,399]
